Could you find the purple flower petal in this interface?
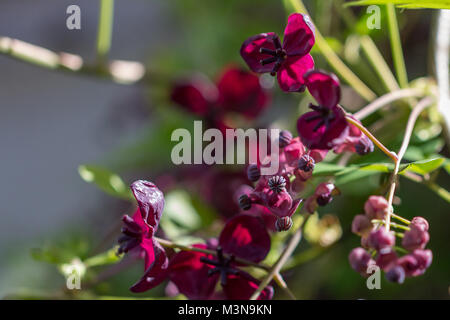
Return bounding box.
[304,70,341,109]
[130,241,168,293]
[277,54,314,92]
[216,67,270,118]
[297,106,349,149]
[222,271,274,300]
[169,244,219,300]
[130,180,165,230]
[240,32,279,73]
[219,215,270,263]
[282,13,315,56]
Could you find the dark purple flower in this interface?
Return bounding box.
[240,13,315,92]
[397,254,422,277]
[168,215,273,300]
[385,266,405,284]
[171,67,270,130]
[297,70,349,149]
[118,180,168,293]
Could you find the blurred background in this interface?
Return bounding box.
[0,0,448,299]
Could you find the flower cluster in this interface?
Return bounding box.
[349,196,432,283]
[237,129,337,231]
[118,180,273,299]
[171,66,270,132]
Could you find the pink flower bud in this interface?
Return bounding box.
[368,228,395,251]
[351,214,372,236]
[402,226,430,251]
[364,196,389,220]
[375,247,398,270]
[411,216,429,232]
[348,247,372,273]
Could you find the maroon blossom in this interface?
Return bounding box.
[333,115,374,156]
[168,215,273,300]
[348,247,374,274]
[368,228,395,251]
[118,180,168,293]
[240,13,315,92]
[171,66,270,131]
[297,70,349,150]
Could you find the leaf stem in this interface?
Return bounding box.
[386,4,409,88]
[360,35,400,92]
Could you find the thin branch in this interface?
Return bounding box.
[0,36,146,84]
[384,97,435,231]
[249,213,311,300]
[353,88,424,120]
[96,0,115,64]
[345,115,399,162]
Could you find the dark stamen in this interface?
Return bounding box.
[259,47,276,55]
[260,56,277,65]
[200,247,239,286]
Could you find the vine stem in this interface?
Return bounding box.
[384,97,435,231]
[345,115,399,162]
[154,237,296,300]
[249,213,311,300]
[285,0,376,101]
[353,88,424,120]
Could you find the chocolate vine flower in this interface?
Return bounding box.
[117,180,168,293]
[240,13,315,92]
[349,196,432,283]
[168,215,273,300]
[171,66,270,130]
[297,70,349,150]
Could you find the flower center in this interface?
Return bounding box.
[304,104,336,132]
[200,247,239,286]
[268,175,287,193]
[259,36,287,76]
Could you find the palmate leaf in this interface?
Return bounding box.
[345,0,450,9]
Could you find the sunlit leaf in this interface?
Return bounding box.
[345,0,450,9]
[78,165,132,200]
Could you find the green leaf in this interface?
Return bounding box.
[78,165,132,200]
[345,0,450,9]
[399,158,446,175]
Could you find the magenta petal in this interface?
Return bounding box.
[282,13,315,56]
[216,67,269,118]
[169,244,219,300]
[304,70,341,109]
[130,241,168,293]
[130,180,165,230]
[240,32,279,73]
[297,106,349,149]
[140,238,155,271]
[222,272,274,300]
[219,215,270,263]
[277,54,314,92]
